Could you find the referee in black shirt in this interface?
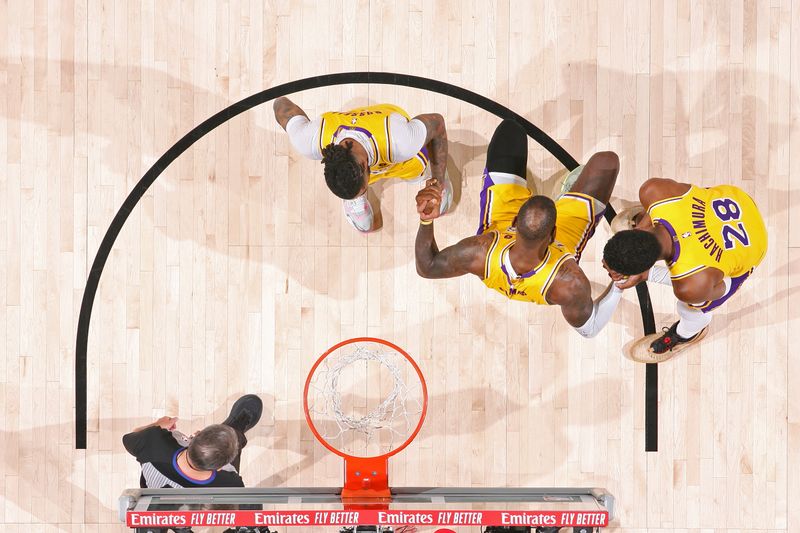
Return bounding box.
[123,394,263,489]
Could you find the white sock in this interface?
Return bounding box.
[675,301,712,338]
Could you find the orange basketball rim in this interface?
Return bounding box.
[303,337,428,500]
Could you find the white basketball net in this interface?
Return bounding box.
[307,342,425,458]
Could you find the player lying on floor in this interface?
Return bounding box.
[413,119,623,338]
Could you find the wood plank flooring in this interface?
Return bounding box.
[0,1,797,531]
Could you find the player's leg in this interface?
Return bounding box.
[676,301,713,338]
[646,303,712,356]
[486,119,528,176]
[553,151,619,260]
[476,120,531,234]
[649,269,752,354]
[566,151,619,205]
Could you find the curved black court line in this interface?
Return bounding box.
[75,71,657,451]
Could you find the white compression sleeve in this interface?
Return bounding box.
[285,115,322,160]
[574,284,624,339]
[388,114,428,161]
[648,264,672,285]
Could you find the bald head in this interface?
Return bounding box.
[516,195,557,241]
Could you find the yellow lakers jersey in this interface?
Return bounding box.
[319,104,428,184]
[648,184,767,280]
[481,229,574,305]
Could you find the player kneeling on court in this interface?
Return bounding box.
[602,178,767,361]
[273,97,453,232]
[123,394,263,490]
[414,119,623,338]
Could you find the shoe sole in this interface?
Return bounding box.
[610,204,644,234]
[624,327,708,364]
[223,394,264,431]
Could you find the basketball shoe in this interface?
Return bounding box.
[649,321,708,355]
[343,194,374,232]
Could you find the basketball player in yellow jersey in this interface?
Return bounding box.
[415,119,624,337]
[603,178,767,358]
[273,97,453,232]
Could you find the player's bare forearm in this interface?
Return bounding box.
[415,226,485,279]
[413,113,448,181]
[415,223,444,278]
[426,134,447,182]
[273,96,308,130]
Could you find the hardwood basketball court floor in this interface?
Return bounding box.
[0,1,798,531]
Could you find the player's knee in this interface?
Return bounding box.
[589,151,620,172]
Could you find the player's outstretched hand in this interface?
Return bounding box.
[416,178,443,221]
[614,272,649,289]
[602,260,649,289]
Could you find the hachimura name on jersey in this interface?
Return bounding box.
[689,195,724,263]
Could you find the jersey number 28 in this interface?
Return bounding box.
[712,198,750,250]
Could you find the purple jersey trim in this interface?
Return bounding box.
[655,218,681,264]
[500,248,551,283]
[690,269,752,313]
[476,168,495,235]
[332,125,375,139]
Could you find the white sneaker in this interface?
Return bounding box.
[343,194,374,232]
[555,165,584,199]
[438,171,454,215]
[610,204,645,234]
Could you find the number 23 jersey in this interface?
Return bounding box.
[647,184,767,280]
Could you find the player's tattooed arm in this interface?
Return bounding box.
[273,97,309,130]
[412,113,448,182]
[415,227,488,279]
[550,261,624,337]
[547,261,595,328]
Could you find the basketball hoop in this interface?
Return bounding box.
[303,338,428,500]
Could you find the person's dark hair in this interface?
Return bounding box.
[321,142,365,199]
[603,229,662,275]
[516,195,557,241]
[186,424,238,471]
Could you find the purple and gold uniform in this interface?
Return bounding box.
[477,171,604,304]
[318,104,429,184]
[648,184,767,312]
